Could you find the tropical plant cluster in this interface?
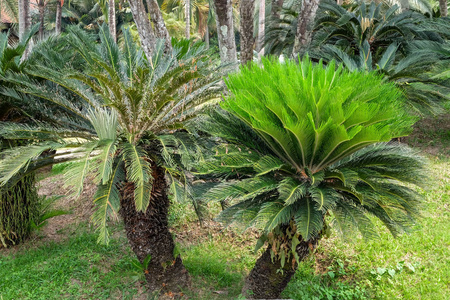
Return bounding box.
[0,0,448,299]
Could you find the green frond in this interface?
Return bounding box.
[0,142,65,185]
[122,143,153,212]
[92,160,125,245]
[63,141,99,196]
[294,197,324,241]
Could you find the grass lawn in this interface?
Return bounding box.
[0,116,449,299]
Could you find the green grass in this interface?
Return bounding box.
[282,157,450,300]
[1,148,448,299]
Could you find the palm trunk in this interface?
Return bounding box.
[439,0,448,17]
[18,0,31,41]
[147,0,172,52]
[242,237,318,299]
[213,0,238,67]
[55,0,62,35]
[271,0,283,19]
[185,0,190,39]
[205,25,209,49]
[119,164,190,292]
[336,0,343,5]
[109,0,117,42]
[291,0,320,59]
[240,0,255,65]
[128,0,156,59]
[257,0,265,57]
[38,0,45,40]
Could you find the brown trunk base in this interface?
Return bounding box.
[120,165,190,294]
[242,238,318,299]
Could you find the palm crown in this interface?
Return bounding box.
[0,25,222,244]
[196,58,426,257]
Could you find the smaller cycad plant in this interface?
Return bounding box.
[195,57,426,298]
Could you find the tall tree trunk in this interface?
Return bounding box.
[399,0,409,12]
[439,0,448,17]
[18,0,31,41]
[242,237,318,299]
[205,25,209,49]
[128,0,156,59]
[213,0,238,67]
[257,0,265,57]
[291,0,319,59]
[119,164,191,293]
[336,0,343,5]
[109,0,117,42]
[55,0,62,35]
[38,0,45,40]
[185,0,190,39]
[240,0,255,65]
[271,0,283,19]
[147,0,172,52]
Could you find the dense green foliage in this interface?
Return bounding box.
[0,25,221,244]
[195,58,426,266]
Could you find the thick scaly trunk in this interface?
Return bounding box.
[240,0,255,65]
[257,0,265,57]
[185,0,190,39]
[291,0,319,59]
[38,0,45,40]
[147,0,172,52]
[128,0,156,59]
[0,173,39,248]
[213,0,237,67]
[109,0,117,42]
[18,0,31,41]
[242,237,318,299]
[119,164,190,293]
[55,0,62,35]
[439,0,448,17]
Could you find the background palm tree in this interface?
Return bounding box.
[0,25,222,292]
[194,58,426,298]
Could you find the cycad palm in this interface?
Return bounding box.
[0,25,222,292]
[195,58,426,298]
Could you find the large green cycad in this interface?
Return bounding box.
[0,25,221,244]
[198,57,424,244]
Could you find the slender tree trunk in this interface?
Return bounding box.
[128,0,156,59]
[147,0,172,52]
[291,0,320,59]
[213,0,238,67]
[109,0,117,41]
[205,25,209,48]
[399,0,409,12]
[271,0,283,19]
[242,237,318,299]
[119,164,190,293]
[257,0,265,57]
[185,0,190,39]
[439,0,448,17]
[18,0,31,41]
[240,0,255,65]
[55,0,62,35]
[336,0,343,5]
[38,0,45,40]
